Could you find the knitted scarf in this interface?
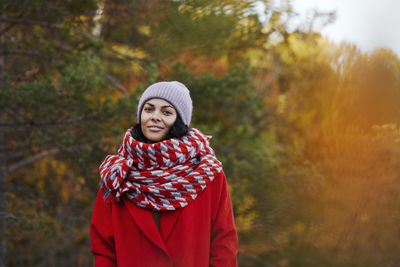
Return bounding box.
[99,128,223,211]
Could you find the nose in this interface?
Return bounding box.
[151,110,161,121]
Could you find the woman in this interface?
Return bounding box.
[90,81,238,267]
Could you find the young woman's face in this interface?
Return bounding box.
[140,98,177,143]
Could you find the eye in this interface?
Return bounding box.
[143,107,153,112]
[163,110,172,115]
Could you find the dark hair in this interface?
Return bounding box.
[130,114,189,143]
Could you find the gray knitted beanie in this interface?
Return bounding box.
[137,81,193,126]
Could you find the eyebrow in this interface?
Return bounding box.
[145,102,174,109]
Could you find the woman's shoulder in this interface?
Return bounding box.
[206,169,229,198]
[93,187,119,214]
[214,169,227,183]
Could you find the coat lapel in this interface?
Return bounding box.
[123,198,170,256]
[160,208,182,243]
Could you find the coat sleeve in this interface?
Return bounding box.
[210,171,239,267]
[90,188,117,267]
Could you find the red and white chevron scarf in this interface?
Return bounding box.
[99,128,223,211]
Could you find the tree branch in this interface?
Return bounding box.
[107,45,149,68]
[7,147,59,173]
[0,16,63,29]
[0,49,64,64]
[0,16,93,38]
[0,212,18,221]
[0,22,17,36]
[3,149,31,160]
[7,144,86,173]
[4,108,90,173]
[0,49,44,58]
[0,114,98,128]
[103,73,129,95]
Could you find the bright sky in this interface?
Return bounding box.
[290,0,400,56]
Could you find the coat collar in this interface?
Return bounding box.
[159,208,183,243]
[123,198,182,256]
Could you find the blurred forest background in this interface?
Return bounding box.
[1,0,400,266]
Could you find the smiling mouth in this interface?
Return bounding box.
[148,125,164,130]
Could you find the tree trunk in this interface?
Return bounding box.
[0,115,6,267]
[92,0,104,37]
[0,18,7,267]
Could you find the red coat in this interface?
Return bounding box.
[90,171,238,267]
